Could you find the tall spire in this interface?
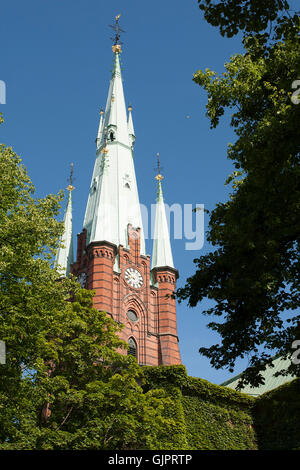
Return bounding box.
[83,17,146,256]
[151,153,174,270]
[54,165,74,277]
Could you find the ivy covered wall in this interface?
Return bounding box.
[143,365,300,450]
[143,365,257,450]
[253,378,300,450]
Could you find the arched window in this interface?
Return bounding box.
[128,337,137,359]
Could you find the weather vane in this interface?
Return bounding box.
[155,152,164,181]
[67,163,75,191]
[109,14,125,52]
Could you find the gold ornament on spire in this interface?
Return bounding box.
[112,44,122,53]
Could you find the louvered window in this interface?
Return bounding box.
[128,337,137,359]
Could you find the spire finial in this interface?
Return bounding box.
[67,163,75,191]
[110,14,125,53]
[155,152,164,181]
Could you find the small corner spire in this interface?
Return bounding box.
[127,104,135,143]
[96,107,104,147]
[54,164,74,277]
[151,153,174,270]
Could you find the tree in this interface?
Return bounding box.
[0,116,182,449]
[197,0,297,38]
[1,288,180,450]
[177,3,300,387]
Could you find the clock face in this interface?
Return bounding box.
[124,268,143,289]
[78,272,87,288]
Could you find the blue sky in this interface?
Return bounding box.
[0,0,257,384]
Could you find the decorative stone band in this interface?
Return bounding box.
[86,240,118,260]
[158,332,180,342]
[147,330,179,342]
[87,240,118,250]
[151,266,179,282]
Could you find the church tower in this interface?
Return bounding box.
[72,16,181,366]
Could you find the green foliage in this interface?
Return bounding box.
[197,0,297,39]
[182,396,256,450]
[181,374,256,451]
[183,375,254,410]
[177,5,300,387]
[253,378,300,449]
[0,121,67,373]
[143,366,190,449]
[143,364,189,389]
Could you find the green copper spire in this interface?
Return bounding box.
[54,168,74,277]
[151,154,174,270]
[83,28,146,257]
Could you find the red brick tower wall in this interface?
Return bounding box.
[152,267,181,365]
[72,224,181,366]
